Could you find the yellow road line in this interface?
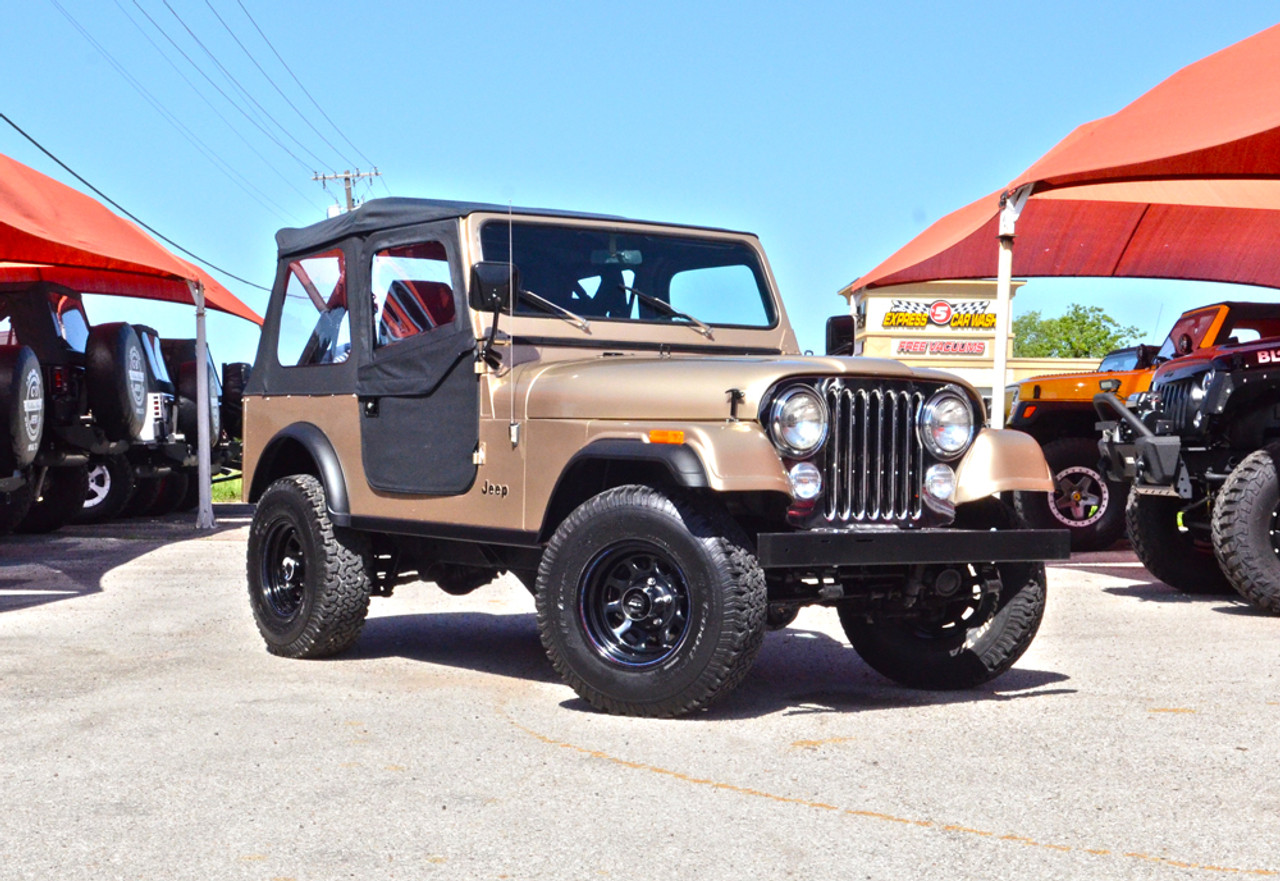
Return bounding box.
[505,712,1276,877]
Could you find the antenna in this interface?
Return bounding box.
[508,203,518,444]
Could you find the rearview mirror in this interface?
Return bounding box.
[469,262,519,313]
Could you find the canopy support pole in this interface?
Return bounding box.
[190,280,216,530]
[992,184,1032,429]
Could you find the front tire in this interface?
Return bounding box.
[1211,446,1280,614]
[839,497,1046,690]
[246,474,373,658]
[1125,491,1231,594]
[1014,437,1127,552]
[536,485,767,717]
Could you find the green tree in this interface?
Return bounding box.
[1013,304,1140,358]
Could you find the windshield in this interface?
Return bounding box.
[479,221,776,328]
[1157,307,1222,360]
[1097,349,1139,372]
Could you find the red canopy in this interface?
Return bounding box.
[0,152,262,324]
[855,23,1280,294]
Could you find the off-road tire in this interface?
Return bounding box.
[1125,492,1231,594]
[536,484,767,717]
[1211,446,1280,614]
[176,358,221,442]
[121,474,164,518]
[74,455,134,524]
[246,474,373,658]
[17,465,90,534]
[86,323,148,442]
[176,469,200,512]
[1015,436,1128,552]
[0,346,44,473]
[148,471,191,517]
[839,497,1046,690]
[0,482,34,535]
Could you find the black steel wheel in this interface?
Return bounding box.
[579,542,693,667]
[536,485,766,718]
[246,474,373,658]
[839,497,1047,690]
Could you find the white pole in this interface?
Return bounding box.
[190,280,215,529]
[992,184,1033,429]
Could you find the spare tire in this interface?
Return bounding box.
[0,346,45,472]
[86,323,149,442]
[176,359,221,441]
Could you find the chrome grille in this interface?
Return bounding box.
[822,381,925,523]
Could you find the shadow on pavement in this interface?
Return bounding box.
[0,503,251,613]
[353,612,1074,719]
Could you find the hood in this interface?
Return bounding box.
[520,354,965,421]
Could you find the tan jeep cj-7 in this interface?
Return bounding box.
[241,198,1069,717]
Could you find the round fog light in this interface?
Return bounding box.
[924,464,956,501]
[788,462,823,501]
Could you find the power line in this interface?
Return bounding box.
[160,0,336,174]
[110,0,324,212]
[46,0,295,222]
[202,0,357,171]
[131,0,320,177]
[0,112,271,293]
[232,0,391,196]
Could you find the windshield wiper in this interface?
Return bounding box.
[619,285,714,340]
[519,288,591,333]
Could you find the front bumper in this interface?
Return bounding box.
[1093,391,1190,495]
[756,527,1070,569]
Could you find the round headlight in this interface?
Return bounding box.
[769,387,829,457]
[920,389,974,459]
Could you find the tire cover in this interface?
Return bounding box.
[87,323,149,441]
[0,346,45,471]
[177,360,221,440]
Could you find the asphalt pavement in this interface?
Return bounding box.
[1,508,1277,881]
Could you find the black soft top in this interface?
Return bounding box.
[275,197,747,257]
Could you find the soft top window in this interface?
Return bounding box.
[372,240,456,348]
[480,222,776,329]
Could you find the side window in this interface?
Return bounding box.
[49,292,90,353]
[372,241,456,348]
[276,250,351,367]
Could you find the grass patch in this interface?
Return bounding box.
[211,476,243,503]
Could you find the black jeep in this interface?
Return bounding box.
[1096,301,1280,613]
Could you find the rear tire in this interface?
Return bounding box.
[1125,492,1232,594]
[1211,446,1280,614]
[1014,437,1127,552]
[246,474,373,658]
[148,471,191,516]
[74,455,134,524]
[0,482,34,535]
[17,466,90,534]
[121,473,163,518]
[839,497,1046,690]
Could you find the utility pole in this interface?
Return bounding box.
[312,168,381,213]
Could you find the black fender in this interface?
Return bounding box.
[538,439,709,540]
[248,422,350,518]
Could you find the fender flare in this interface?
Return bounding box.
[248,422,350,517]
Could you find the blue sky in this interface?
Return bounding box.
[4,2,1278,365]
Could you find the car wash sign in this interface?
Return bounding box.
[876,298,996,331]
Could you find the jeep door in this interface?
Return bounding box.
[355,223,479,495]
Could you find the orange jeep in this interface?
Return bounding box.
[1008,302,1272,550]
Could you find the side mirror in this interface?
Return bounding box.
[826,314,856,356]
[469,262,519,313]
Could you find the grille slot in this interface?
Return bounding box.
[822,382,924,523]
[1155,376,1195,431]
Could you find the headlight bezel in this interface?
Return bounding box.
[919,386,976,461]
[767,385,830,458]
